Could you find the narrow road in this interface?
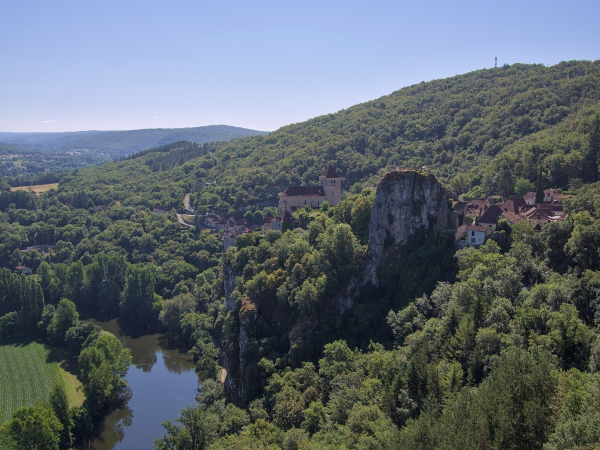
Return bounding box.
[184,193,194,214]
[176,213,195,228]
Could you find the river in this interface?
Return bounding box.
[87,319,198,449]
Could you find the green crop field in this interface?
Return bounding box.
[0,341,83,424]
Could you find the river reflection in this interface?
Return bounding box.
[87,319,198,450]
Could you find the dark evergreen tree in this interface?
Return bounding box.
[536,165,544,204]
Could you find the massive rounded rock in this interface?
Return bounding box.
[365,170,457,285]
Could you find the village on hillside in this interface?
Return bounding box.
[14,166,572,275]
[177,165,343,250]
[187,165,570,251]
[454,188,569,248]
[86,166,574,254]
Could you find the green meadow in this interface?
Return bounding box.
[0,341,83,424]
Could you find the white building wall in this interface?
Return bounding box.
[468,230,486,246]
[279,195,325,213]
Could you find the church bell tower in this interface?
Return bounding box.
[318,165,342,206]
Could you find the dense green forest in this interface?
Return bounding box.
[2,60,600,448]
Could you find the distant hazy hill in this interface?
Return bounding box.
[0,142,29,154]
[0,131,106,150]
[0,125,269,158]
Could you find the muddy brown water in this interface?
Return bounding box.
[86,319,198,449]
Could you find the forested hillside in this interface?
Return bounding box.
[188,60,600,203]
[3,60,600,448]
[0,142,28,154]
[52,60,600,214]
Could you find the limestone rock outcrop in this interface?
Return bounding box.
[222,259,237,311]
[364,170,457,285]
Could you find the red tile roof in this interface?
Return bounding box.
[468,225,489,232]
[501,212,520,224]
[524,208,550,220]
[479,204,503,225]
[465,199,491,217]
[501,197,526,214]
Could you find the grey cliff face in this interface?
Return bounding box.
[223,260,236,311]
[365,170,457,285]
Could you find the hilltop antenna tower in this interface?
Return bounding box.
[495,57,497,68]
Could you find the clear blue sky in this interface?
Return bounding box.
[1,0,599,133]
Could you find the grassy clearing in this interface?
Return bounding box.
[182,214,197,225]
[11,182,59,195]
[54,347,85,408]
[0,341,83,424]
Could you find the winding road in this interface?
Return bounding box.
[184,193,194,214]
[176,213,195,228]
[175,193,197,227]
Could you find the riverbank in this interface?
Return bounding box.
[88,319,199,449]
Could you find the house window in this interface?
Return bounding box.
[471,238,476,243]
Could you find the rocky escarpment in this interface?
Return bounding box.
[221,258,258,404]
[221,258,241,402]
[222,259,237,311]
[364,170,457,285]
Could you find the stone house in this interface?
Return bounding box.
[523,192,537,206]
[263,217,275,232]
[544,189,569,203]
[466,225,491,246]
[465,199,491,219]
[478,204,504,228]
[455,224,469,240]
[498,197,526,224]
[15,265,32,275]
[271,210,297,232]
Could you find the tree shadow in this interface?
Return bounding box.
[87,388,134,450]
[0,336,38,347]
[46,345,80,375]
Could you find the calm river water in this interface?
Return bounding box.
[87,319,198,450]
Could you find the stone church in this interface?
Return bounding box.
[278,165,342,213]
